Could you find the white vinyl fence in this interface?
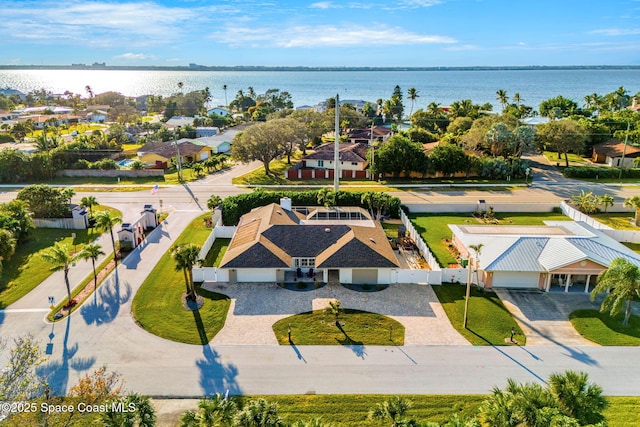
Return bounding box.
[193,225,236,282]
[560,201,640,243]
[400,210,442,284]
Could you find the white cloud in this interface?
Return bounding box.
[210,23,456,48]
[0,0,222,48]
[444,44,480,51]
[114,53,155,61]
[590,28,640,36]
[309,1,334,9]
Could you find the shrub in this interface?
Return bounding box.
[73,159,91,169]
[563,166,640,179]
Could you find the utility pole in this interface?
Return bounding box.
[174,126,183,182]
[619,120,630,181]
[370,123,375,181]
[333,94,340,192]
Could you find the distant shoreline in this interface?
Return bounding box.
[1,65,639,72]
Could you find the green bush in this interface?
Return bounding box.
[563,166,640,179]
[0,133,16,143]
[220,189,402,225]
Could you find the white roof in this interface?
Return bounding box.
[165,116,195,128]
[450,221,640,272]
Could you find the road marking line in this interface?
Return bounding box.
[1,308,50,313]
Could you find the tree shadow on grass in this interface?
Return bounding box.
[335,324,366,359]
[192,307,209,345]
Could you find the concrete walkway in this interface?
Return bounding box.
[204,282,469,346]
[495,289,599,346]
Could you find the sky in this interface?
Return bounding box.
[1,0,640,67]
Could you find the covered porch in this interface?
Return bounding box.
[543,259,605,293]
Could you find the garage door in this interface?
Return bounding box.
[352,269,378,285]
[492,272,540,289]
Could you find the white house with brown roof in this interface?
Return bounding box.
[592,140,640,168]
[219,199,400,284]
[303,142,369,171]
[450,221,640,292]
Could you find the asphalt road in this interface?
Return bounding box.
[1,161,640,397]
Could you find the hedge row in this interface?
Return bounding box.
[563,166,640,179]
[220,189,401,225]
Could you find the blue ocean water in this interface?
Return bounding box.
[0,68,638,110]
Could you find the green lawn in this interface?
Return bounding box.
[409,212,570,267]
[0,227,103,308]
[272,309,405,345]
[432,284,525,346]
[381,221,400,238]
[591,213,638,230]
[215,394,640,427]
[569,309,640,346]
[233,394,484,426]
[543,150,587,165]
[622,242,640,254]
[202,238,230,267]
[131,213,231,345]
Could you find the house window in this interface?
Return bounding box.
[293,258,315,268]
[351,162,358,166]
[318,160,324,167]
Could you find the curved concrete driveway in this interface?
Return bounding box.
[204,282,469,346]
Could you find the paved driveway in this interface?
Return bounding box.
[202,282,469,346]
[495,289,599,346]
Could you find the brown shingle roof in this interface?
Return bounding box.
[137,139,210,160]
[220,203,399,269]
[592,140,640,158]
[304,143,369,163]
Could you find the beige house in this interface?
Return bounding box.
[449,221,640,292]
[137,139,212,168]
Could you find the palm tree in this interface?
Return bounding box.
[407,87,419,119]
[79,243,105,290]
[590,257,640,326]
[496,89,508,110]
[172,243,201,301]
[599,194,615,213]
[548,370,607,425]
[324,299,343,327]
[192,162,204,177]
[95,210,123,265]
[463,243,483,329]
[234,398,283,427]
[180,393,237,427]
[468,243,484,286]
[223,84,228,106]
[177,82,184,93]
[369,396,414,427]
[85,85,94,104]
[207,195,222,211]
[41,242,79,306]
[624,195,640,226]
[317,188,336,208]
[513,92,522,107]
[80,195,99,219]
[571,190,599,214]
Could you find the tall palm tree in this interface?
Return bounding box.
[513,92,522,107]
[496,89,508,110]
[624,195,640,226]
[41,242,79,306]
[222,84,228,107]
[177,82,184,93]
[590,257,640,326]
[95,210,123,265]
[369,396,413,427]
[79,243,105,290]
[172,243,201,301]
[469,243,484,286]
[407,87,419,119]
[548,370,607,425]
[85,85,94,104]
[80,195,99,219]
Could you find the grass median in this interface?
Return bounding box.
[131,213,231,345]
